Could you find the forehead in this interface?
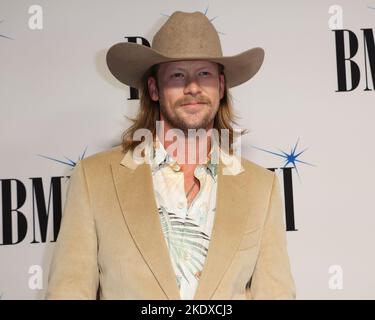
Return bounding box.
[158,60,218,72]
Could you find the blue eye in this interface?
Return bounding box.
[199,71,210,77]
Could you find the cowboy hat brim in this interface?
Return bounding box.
[106,42,264,89]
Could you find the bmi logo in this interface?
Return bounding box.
[330,5,375,92]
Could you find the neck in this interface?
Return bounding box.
[156,120,213,170]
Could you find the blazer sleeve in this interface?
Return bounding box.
[247,172,296,299]
[45,160,99,299]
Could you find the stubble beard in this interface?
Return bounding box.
[159,101,218,136]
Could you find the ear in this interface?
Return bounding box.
[219,74,225,99]
[148,76,159,101]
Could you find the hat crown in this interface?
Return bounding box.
[152,11,223,59]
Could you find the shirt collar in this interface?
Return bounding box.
[149,135,218,181]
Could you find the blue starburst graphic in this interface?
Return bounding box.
[0,19,13,40]
[37,146,88,170]
[251,138,315,180]
[161,4,225,35]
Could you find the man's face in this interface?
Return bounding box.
[148,60,225,133]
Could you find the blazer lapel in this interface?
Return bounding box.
[111,150,181,300]
[192,153,258,300]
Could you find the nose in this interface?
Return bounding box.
[183,75,202,96]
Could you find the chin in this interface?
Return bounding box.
[184,122,211,131]
[182,114,211,126]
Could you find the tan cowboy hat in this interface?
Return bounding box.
[106,11,264,89]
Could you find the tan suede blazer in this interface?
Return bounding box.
[46,145,296,300]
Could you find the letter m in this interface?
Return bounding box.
[361,28,375,91]
[30,176,64,243]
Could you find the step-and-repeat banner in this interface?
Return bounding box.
[1,0,374,299]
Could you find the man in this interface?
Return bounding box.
[46,11,295,300]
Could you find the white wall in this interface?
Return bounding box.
[0,0,374,299]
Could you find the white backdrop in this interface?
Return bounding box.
[1,0,374,299]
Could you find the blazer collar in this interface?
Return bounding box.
[112,146,254,300]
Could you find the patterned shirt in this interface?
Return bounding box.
[146,136,219,300]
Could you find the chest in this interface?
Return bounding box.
[151,167,217,224]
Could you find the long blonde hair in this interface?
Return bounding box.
[121,63,248,155]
